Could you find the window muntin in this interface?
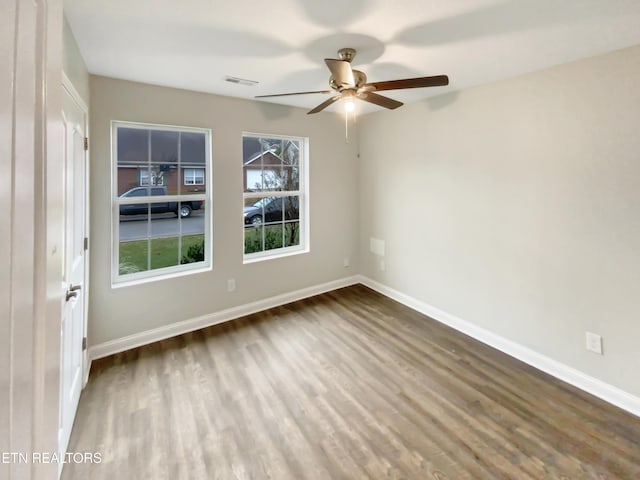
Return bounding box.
[113,122,211,285]
[242,134,307,261]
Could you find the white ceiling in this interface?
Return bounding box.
[64,0,640,115]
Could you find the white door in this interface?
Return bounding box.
[59,84,88,467]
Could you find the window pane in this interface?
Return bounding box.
[181,132,206,165]
[244,198,264,227]
[244,166,263,192]
[281,139,299,166]
[262,168,284,191]
[284,222,300,247]
[151,130,179,164]
[117,128,148,195]
[283,196,299,221]
[264,224,283,251]
[118,128,148,165]
[150,130,179,194]
[180,234,206,264]
[119,239,149,275]
[263,196,283,224]
[280,166,299,191]
[150,236,180,270]
[244,225,263,254]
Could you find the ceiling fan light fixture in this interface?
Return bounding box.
[344,99,355,113]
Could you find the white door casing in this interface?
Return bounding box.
[59,81,88,472]
[1,1,65,479]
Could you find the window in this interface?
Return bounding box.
[112,121,211,285]
[139,168,165,186]
[242,133,308,261]
[184,168,205,186]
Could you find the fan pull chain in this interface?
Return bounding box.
[345,111,349,143]
[345,108,357,143]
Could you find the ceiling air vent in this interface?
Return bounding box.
[224,76,259,86]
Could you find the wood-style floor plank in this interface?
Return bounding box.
[63,285,640,479]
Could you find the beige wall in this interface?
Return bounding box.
[358,45,640,397]
[62,17,89,104]
[89,76,358,345]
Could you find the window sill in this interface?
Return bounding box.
[243,246,309,265]
[112,263,211,289]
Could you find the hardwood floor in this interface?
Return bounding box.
[63,285,640,479]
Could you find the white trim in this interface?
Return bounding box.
[84,359,92,387]
[242,133,308,263]
[356,275,640,418]
[88,273,640,418]
[62,76,91,392]
[242,244,309,264]
[111,121,213,286]
[111,263,213,289]
[89,276,360,360]
[62,72,88,113]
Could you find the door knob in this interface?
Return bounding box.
[66,284,81,302]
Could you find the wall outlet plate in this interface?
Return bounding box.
[369,237,385,256]
[585,332,603,355]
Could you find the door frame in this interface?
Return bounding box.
[2,1,65,479]
[62,72,90,387]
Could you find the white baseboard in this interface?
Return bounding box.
[89,275,359,361]
[88,273,640,418]
[357,275,640,418]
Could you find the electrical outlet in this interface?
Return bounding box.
[585,332,603,355]
[343,256,350,268]
[380,259,386,271]
[227,278,236,292]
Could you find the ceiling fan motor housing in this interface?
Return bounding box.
[352,70,367,87]
[337,47,356,62]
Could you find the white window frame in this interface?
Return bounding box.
[242,132,309,263]
[111,121,213,286]
[139,168,165,186]
[184,167,205,186]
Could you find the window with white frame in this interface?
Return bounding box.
[113,121,211,284]
[139,168,165,186]
[242,133,308,261]
[184,168,205,185]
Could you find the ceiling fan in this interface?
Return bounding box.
[255,48,449,114]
